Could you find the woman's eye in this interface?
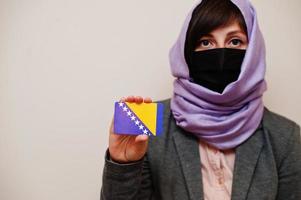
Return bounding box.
[230,39,242,46]
[200,40,211,47]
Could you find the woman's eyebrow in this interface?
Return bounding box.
[199,34,214,39]
[227,30,246,37]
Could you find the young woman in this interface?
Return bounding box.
[101,0,301,199]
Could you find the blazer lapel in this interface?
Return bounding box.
[231,123,264,200]
[172,119,204,200]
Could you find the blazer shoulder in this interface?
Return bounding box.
[262,107,300,157]
[262,107,300,134]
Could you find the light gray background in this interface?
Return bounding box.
[0,0,300,199]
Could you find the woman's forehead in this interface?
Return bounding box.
[208,21,247,36]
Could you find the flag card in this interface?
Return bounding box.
[113,101,164,136]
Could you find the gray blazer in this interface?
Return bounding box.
[101,99,301,200]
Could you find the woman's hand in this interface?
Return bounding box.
[108,96,152,164]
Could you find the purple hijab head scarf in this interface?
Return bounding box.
[170,0,267,150]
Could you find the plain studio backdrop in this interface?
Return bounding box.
[0,0,300,199]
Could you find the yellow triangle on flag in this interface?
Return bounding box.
[126,102,157,135]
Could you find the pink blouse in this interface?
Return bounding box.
[199,140,236,200]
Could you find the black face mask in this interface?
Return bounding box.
[188,48,246,94]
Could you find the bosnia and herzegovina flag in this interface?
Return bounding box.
[113,102,164,136]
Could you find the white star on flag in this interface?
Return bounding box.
[123,107,128,111]
[143,129,148,134]
[135,120,140,125]
[127,111,132,116]
[131,116,136,121]
[139,125,144,130]
[118,102,124,107]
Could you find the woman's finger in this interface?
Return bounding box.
[120,96,151,103]
[125,96,135,102]
[144,97,152,103]
[135,96,143,104]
